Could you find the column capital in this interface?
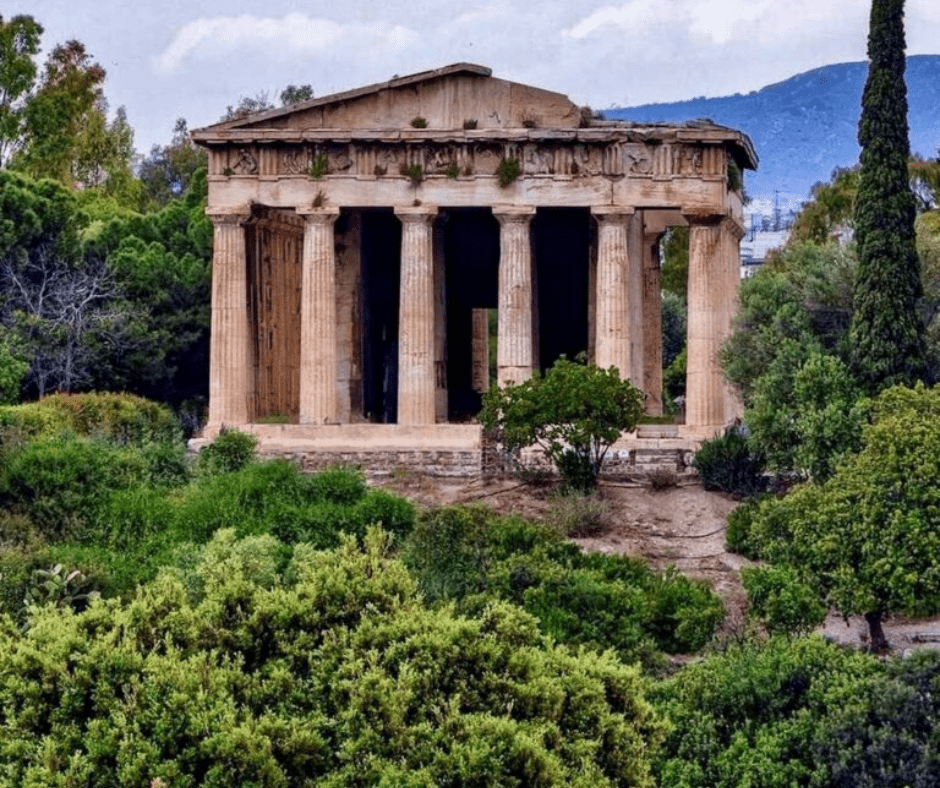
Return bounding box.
[297,206,341,224]
[492,205,535,226]
[395,205,438,223]
[206,206,252,226]
[591,205,635,221]
[681,211,725,227]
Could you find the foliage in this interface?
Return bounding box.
[0,391,180,444]
[660,226,689,298]
[496,155,522,187]
[137,118,207,208]
[13,39,106,184]
[196,428,258,474]
[661,289,686,369]
[480,357,644,491]
[0,530,667,788]
[410,115,427,128]
[741,564,827,635]
[306,151,328,179]
[692,429,766,497]
[849,0,927,392]
[405,504,724,662]
[543,491,611,537]
[741,383,940,650]
[0,14,43,168]
[789,165,859,243]
[23,562,99,615]
[279,83,313,105]
[653,636,891,788]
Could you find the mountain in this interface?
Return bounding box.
[604,55,940,208]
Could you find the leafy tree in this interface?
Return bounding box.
[660,225,689,298]
[0,14,42,168]
[790,166,859,244]
[14,39,106,183]
[137,118,207,208]
[220,90,274,121]
[849,0,927,392]
[480,357,644,491]
[742,383,940,651]
[279,83,313,105]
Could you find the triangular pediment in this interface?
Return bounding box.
[194,63,583,139]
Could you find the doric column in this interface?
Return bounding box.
[592,207,633,378]
[642,231,664,415]
[298,208,340,424]
[685,214,744,430]
[396,206,438,425]
[207,207,252,427]
[494,206,536,386]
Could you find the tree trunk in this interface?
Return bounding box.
[865,611,889,653]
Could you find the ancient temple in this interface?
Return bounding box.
[191,63,757,474]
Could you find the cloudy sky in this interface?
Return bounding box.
[16,0,940,154]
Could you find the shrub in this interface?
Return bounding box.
[0,436,148,541]
[724,496,765,558]
[0,392,179,445]
[692,428,766,497]
[306,464,366,504]
[480,357,644,492]
[544,491,611,537]
[196,427,258,474]
[0,531,668,788]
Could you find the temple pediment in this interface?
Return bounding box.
[195,63,583,136]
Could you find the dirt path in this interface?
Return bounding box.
[377,473,940,654]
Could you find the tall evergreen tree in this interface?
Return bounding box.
[849,0,926,392]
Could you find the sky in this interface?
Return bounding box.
[11,0,940,155]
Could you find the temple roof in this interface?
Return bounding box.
[192,63,757,170]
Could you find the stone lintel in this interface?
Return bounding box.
[591,206,635,220]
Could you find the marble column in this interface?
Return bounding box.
[298,208,340,425]
[685,214,743,430]
[642,231,664,415]
[207,208,252,427]
[396,206,437,425]
[494,207,536,386]
[592,208,632,378]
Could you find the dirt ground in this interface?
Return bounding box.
[378,472,940,656]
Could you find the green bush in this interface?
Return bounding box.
[725,496,765,558]
[0,436,148,541]
[405,504,724,662]
[0,391,179,444]
[692,429,766,497]
[306,464,367,504]
[196,427,258,474]
[0,530,667,788]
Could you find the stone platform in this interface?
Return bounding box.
[190,423,712,478]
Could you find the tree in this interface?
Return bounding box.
[137,118,207,208]
[744,383,940,651]
[14,39,106,184]
[279,83,313,105]
[849,0,927,392]
[0,14,42,168]
[479,357,644,491]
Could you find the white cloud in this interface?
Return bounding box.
[155,13,420,72]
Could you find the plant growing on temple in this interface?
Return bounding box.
[849,0,927,392]
[479,357,644,491]
[306,151,328,179]
[497,155,522,187]
[400,163,423,185]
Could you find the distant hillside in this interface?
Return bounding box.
[604,55,940,206]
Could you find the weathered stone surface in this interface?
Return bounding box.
[194,63,756,462]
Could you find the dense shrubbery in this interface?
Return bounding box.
[654,636,940,788]
[0,530,667,788]
[691,428,766,497]
[404,504,724,664]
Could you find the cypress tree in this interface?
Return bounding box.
[849,0,926,392]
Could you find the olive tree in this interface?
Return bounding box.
[480,357,644,491]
